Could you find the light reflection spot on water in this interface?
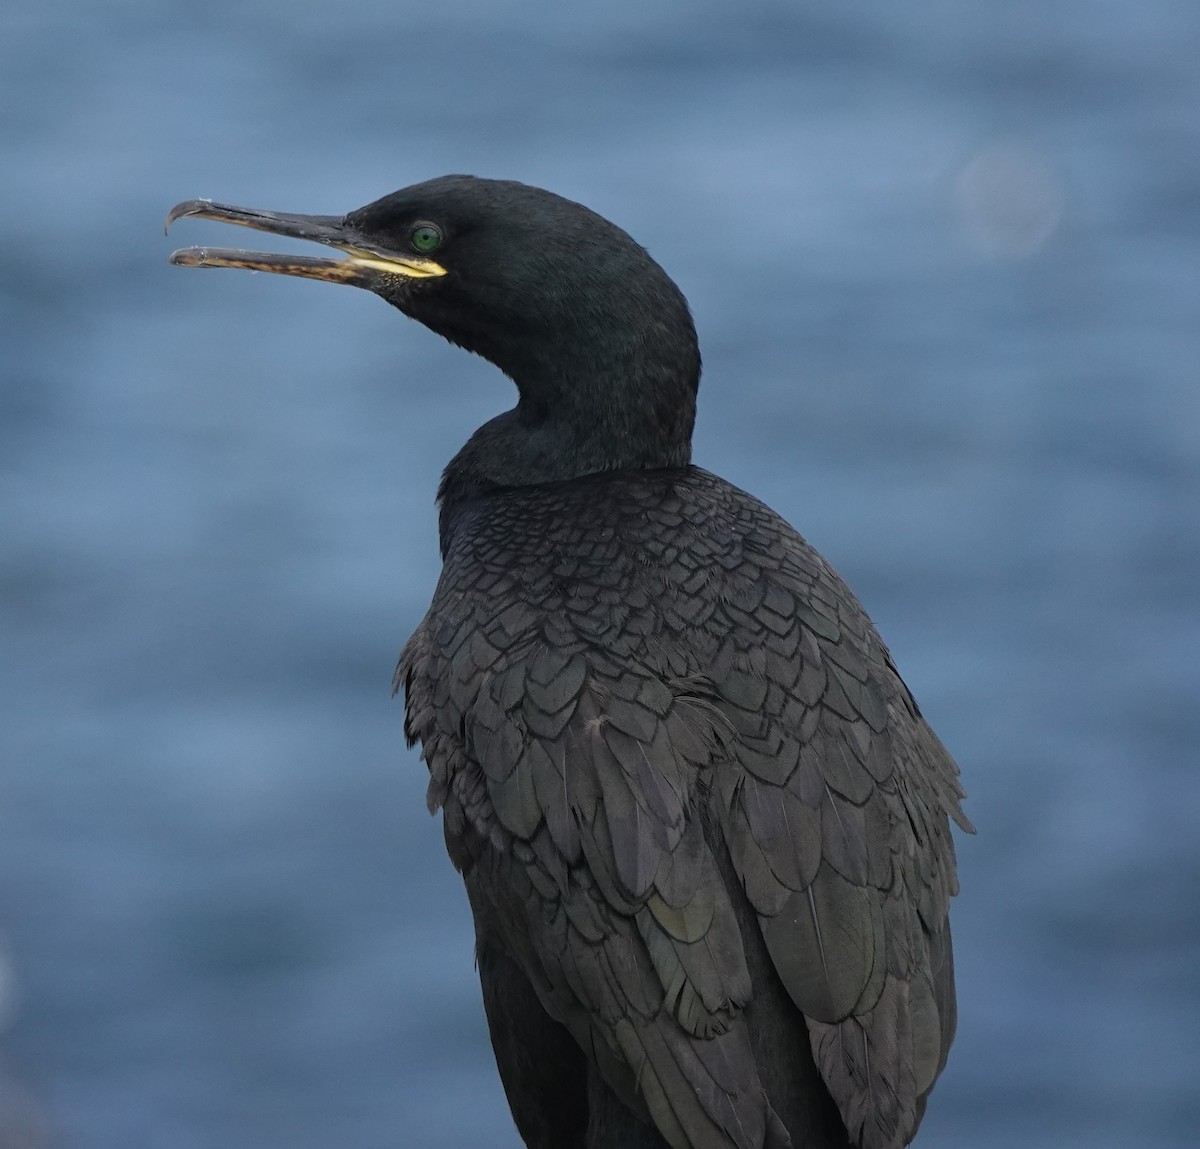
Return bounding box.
[955,141,1065,259]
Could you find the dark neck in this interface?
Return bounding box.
[437,348,699,554]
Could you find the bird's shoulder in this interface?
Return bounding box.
[413,463,874,656]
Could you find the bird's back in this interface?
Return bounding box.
[398,465,967,1149]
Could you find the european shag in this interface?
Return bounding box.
[166,176,970,1149]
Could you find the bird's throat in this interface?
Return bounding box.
[436,396,693,556]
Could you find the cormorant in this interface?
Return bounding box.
[166,176,970,1149]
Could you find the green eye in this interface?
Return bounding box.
[410,223,443,253]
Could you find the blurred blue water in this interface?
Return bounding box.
[1,2,1198,1146]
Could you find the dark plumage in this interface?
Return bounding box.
[167,176,971,1149]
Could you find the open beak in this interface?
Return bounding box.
[165,200,447,286]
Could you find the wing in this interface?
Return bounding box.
[398,471,968,1149]
[399,608,789,1149]
[708,504,971,1149]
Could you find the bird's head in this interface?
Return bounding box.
[167,176,700,488]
